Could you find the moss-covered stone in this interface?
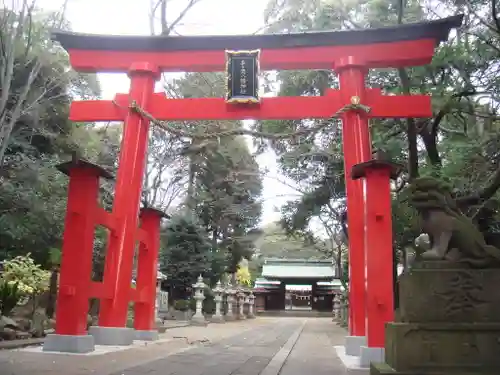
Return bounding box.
[398,265,500,323]
[371,264,500,375]
[371,362,498,375]
[407,177,500,268]
[385,322,500,372]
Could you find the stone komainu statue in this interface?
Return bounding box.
[408,177,500,268]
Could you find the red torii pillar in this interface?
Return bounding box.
[336,59,372,356]
[43,157,113,353]
[134,207,165,340]
[351,154,402,366]
[91,63,161,345]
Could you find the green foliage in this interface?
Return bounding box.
[202,295,216,314]
[261,0,500,274]
[0,281,22,316]
[0,7,110,267]
[173,299,190,311]
[160,214,216,295]
[192,133,263,272]
[236,266,252,287]
[1,254,50,296]
[170,72,263,275]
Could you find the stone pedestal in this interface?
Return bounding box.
[88,326,135,346]
[135,329,159,341]
[371,262,500,375]
[43,333,95,353]
[345,335,366,356]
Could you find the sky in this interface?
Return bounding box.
[40,0,303,227]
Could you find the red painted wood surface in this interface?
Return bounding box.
[338,66,372,337]
[364,168,394,348]
[66,39,436,73]
[55,167,100,335]
[98,64,159,328]
[134,209,162,331]
[69,90,431,122]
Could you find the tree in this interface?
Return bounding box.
[0,5,102,266]
[236,265,252,287]
[0,2,97,166]
[141,0,207,214]
[259,0,500,277]
[148,0,203,36]
[163,72,263,276]
[159,214,215,299]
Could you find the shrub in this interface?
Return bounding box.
[1,254,50,296]
[0,254,50,316]
[202,296,215,314]
[173,299,190,311]
[189,298,196,311]
[0,281,22,316]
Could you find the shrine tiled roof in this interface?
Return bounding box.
[261,258,337,280]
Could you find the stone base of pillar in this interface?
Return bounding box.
[224,314,236,321]
[237,313,246,320]
[43,333,95,353]
[334,345,368,375]
[88,326,135,346]
[345,335,367,356]
[210,315,225,323]
[135,330,160,341]
[190,316,208,326]
[359,346,384,368]
[246,313,256,319]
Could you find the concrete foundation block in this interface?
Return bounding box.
[345,335,366,356]
[334,345,369,375]
[43,333,95,353]
[88,326,134,346]
[359,346,384,368]
[134,330,159,341]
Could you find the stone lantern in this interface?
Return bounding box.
[247,291,256,319]
[237,287,246,320]
[224,282,236,321]
[212,280,225,323]
[333,294,341,322]
[191,275,207,326]
[155,270,168,329]
[340,294,348,328]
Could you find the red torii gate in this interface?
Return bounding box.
[43,15,462,355]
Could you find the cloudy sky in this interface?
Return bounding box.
[39,0,305,226]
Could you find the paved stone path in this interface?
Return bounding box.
[0,318,347,375]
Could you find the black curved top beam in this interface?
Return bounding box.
[52,15,463,52]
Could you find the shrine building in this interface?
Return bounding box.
[253,259,342,313]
